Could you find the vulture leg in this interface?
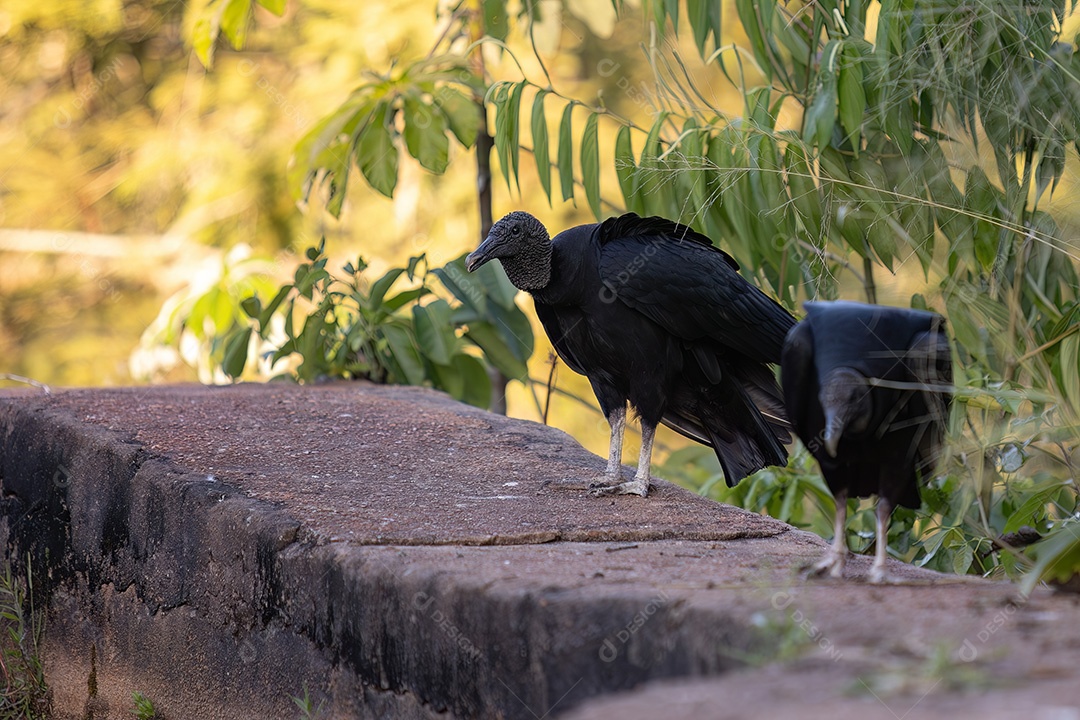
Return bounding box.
[591,420,653,498]
[868,497,894,584]
[587,405,626,489]
[809,490,847,578]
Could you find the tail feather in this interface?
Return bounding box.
[661,373,789,487]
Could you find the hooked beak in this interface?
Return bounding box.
[465,234,499,272]
[822,408,844,458]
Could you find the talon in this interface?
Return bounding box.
[589,478,649,497]
[867,565,897,585]
[807,552,845,579]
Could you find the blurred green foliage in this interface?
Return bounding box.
[218,240,535,408]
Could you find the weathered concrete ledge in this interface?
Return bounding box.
[0,383,1077,719]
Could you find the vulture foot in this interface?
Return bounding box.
[867,564,898,585]
[589,478,650,497]
[807,551,846,579]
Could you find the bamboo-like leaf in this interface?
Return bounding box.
[784,142,822,236]
[614,125,643,215]
[507,82,524,189]
[638,112,671,216]
[660,0,677,33]
[686,0,709,55]
[734,0,773,82]
[581,113,601,220]
[965,166,999,269]
[493,82,524,192]
[838,43,866,153]
[558,102,575,201]
[803,76,837,151]
[531,90,552,202]
[680,118,707,212]
[483,0,509,40]
[492,83,512,191]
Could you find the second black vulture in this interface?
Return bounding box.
[465,211,795,496]
[781,301,953,583]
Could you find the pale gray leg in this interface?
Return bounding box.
[587,405,626,489]
[810,491,848,578]
[868,498,894,584]
[591,420,653,498]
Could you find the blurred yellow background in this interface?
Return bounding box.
[3,0,1079,465]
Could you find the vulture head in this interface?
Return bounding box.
[819,367,872,458]
[465,211,552,290]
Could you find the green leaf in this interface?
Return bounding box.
[433,256,488,315]
[506,82,524,188]
[558,102,575,201]
[356,101,398,197]
[192,17,216,68]
[289,95,372,205]
[403,94,449,173]
[531,90,552,202]
[615,125,643,215]
[382,287,430,313]
[220,0,252,48]
[488,301,534,364]
[965,166,999,270]
[435,86,480,149]
[256,0,285,15]
[483,0,509,40]
[473,261,519,310]
[223,327,252,379]
[433,357,465,399]
[413,300,455,365]
[368,268,406,310]
[581,113,601,220]
[492,82,524,192]
[465,321,528,380]
[784,143,822,235]
[452,353,492,408]
[382,324,426,386]
[803,76,837,151]
[241,296,261,319]
[257,285,292,333]
[686,0,710,55]
[838,43,866,153]
[1058,334,1079,415]
[1021,523,1080,595]
[734,0,772,82]
[638,112,672,217]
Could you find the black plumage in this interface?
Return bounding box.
[781,300,953,582]
[466,211,795,496]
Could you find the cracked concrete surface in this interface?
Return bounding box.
[0,382,1077,719]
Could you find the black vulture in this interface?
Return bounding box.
[781,301,953,583]
[465,211,795,496]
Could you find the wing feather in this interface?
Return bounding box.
[598,218,795,363]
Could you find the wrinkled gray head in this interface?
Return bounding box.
[819,367,872,458]
[465,211,552,291]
